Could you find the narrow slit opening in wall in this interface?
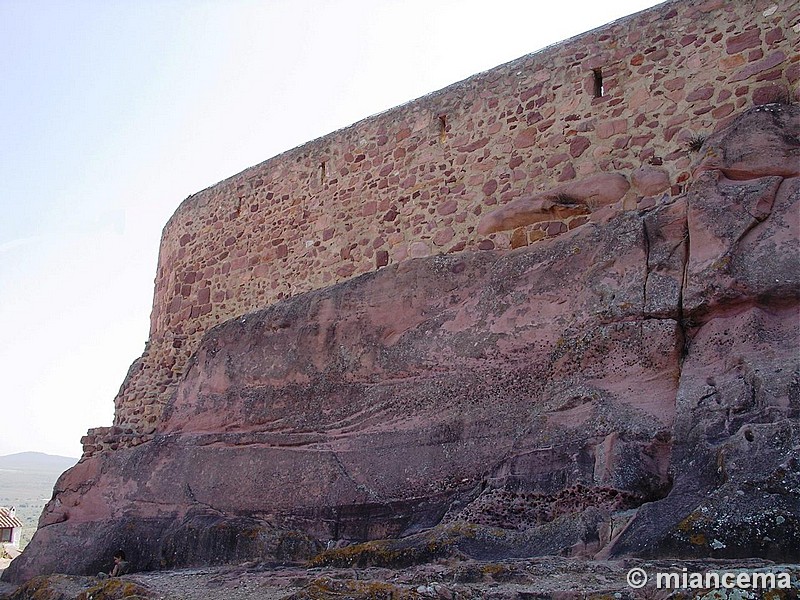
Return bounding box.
[592,68,604,98]
[319,161,326,183]
[438,115,447,143]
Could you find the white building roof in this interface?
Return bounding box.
[0,507,22,529]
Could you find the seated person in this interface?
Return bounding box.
[98,550,130,578]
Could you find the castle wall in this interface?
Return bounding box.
[84,0,798,451]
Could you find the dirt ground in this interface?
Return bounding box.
[4,557,796,599]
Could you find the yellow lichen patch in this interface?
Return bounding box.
[75,578,154,600]
[442,520,478,540]
[288,576,421,600]
[309,538,449,569]
[6,575,153,600]
[677,511,707,532]
[6,575,91,600]
[676,511,713,548]
[479,562,519,582]
[481,563,505,575]
[689,533,708,546]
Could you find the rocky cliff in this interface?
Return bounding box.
[4,104,798,585]
[107,0,798,433]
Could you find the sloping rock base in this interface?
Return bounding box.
[4,105,799,586]
[3,559,799,600]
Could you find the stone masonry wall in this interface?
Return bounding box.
[87,0,798,451]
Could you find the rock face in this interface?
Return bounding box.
[108,0,798,433]
[5,105,799,584]
[477,173,630,234]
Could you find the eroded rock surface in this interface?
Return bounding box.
[477,172,630,234]
[5,105,799,585]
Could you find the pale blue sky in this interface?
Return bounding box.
[0,0,662,458]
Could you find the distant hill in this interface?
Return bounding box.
[0,452,78,473]
[0,453,79,550]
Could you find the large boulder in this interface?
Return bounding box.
[604,102,800,559]
[477,172,630,234]
[5,105,798,583]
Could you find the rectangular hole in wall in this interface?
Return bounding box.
[592,68,604,98]
[438,115,447,143]
[319,161,326,183]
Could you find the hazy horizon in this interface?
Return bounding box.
[0,451,79,461]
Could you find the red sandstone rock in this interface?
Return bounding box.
[407,240,430,258]
[433,227,455,247]
[603,103,800,561]
[726,28,761,55]
[477,172,629,234]
[730,51,786,82]
[569,136,591,158]
[7,107,797,585]
[513,126,538,148]
[693,103,800,180]
[595,119,627,139]
[631,166,670,196]
[108,0,795,437]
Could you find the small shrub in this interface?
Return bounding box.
[687,134,706,152]
[555,192,581,205]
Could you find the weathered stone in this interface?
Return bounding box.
[711,103,735,119]
[433,227,455,247]
[596,119,628,139]
[569,136,591,158]
[686,86,715,102]
[477,172,629,234]
[720,54,747,71]
[752,84,787,105]
[375,250,389,268]
[7,199,683,580]
[6,0,799,586]
[513,126,538,148]
[730,51,786,82]
[408,241,430,258]
[725,29,761,55]
[437,199,458,216]
[12,107,797,583]
[693,103,800,180]
[558,163,576,181]
[395,127,411,142]
[631,167,670,197]
[664,77,686,91]
[765,27,784,45]
[107,0,794,438]
[546,153,570,168]
[509,228,527,248]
